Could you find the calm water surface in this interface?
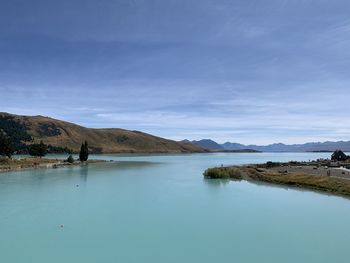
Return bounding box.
[1,153,350,263]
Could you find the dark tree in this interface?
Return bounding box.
[79,141,89,162]
[66,155,75,163]
[0,132,15,158]
[331,150,348,161]
[28,140,47,157]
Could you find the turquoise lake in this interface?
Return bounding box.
[1,152,350,263]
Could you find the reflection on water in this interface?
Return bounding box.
[80,164,89,183]
[203,178,230,187]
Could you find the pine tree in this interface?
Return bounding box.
[0,132,15,158]
[79,141,89,162]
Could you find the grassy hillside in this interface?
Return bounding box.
[0,112,205,153]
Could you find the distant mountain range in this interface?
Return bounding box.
[192,139,350,152]
[2,111,348,154]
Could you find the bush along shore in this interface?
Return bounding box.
[203,154,350,197]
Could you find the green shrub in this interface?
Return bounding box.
[66,155,74,163]
[203,167,243,179]
[266,161,281,168]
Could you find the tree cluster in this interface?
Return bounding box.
[0,132,15,158]
[28,141,48,157]
[0,115,32,152]
[47,145,73,154]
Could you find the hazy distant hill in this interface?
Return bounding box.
[191,139,223,150]
[221,141,350,152]
[0,112,204,153]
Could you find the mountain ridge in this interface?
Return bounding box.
[0,112,205,154]
[191,139,223,150]
[193,139,350,152]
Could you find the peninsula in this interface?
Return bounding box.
[204,151,350,197]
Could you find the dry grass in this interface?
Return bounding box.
[204,166,350,196]
[0,157,60,172]
[0,157,107,173]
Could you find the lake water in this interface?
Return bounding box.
[1,152,350,263]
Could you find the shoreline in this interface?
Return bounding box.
[0,157,108,174]
[203,162,350,197]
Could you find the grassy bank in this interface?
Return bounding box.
[204,165,350,197]
[0,157,106,173]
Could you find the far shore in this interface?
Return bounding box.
[204,160,350,197]
[0,157,108,174]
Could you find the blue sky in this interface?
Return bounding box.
[1,0,350,144]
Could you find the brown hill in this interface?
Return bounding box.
[0,112,205,153]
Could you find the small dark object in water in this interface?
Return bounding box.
[76,184,79,187]
[60,224,64,228]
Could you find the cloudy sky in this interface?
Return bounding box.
[1,0,350,144]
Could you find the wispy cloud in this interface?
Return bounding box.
[1,0,350,144]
